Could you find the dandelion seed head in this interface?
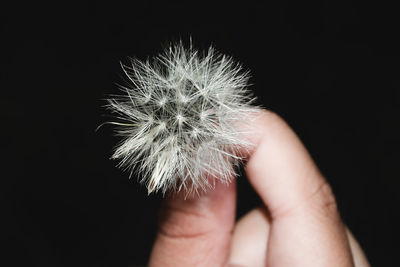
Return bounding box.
[106,42,258,195]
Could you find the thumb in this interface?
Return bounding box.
[148,180,236,267]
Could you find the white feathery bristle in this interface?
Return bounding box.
[106,42,258,195]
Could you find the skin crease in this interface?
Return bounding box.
[148,110,370,267]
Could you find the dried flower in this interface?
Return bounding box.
[106,42,258,194]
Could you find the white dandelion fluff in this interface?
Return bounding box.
[106,42,258,194]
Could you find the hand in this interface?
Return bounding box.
[148,110,370,267]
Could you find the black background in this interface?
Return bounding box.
[2,1,400,266]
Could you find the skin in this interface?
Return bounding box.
[148,110,370,267]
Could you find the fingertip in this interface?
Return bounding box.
[243,109,330,218]
[229,207,270,266]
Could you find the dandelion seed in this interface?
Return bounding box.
[106,42,258,194]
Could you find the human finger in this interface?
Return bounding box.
[243,110,356,266]
[229,206,369,267]
[148,180,236,267]
[228,207,270,267]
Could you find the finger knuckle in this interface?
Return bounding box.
[305,179,340,220]
[157,204,213,239]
